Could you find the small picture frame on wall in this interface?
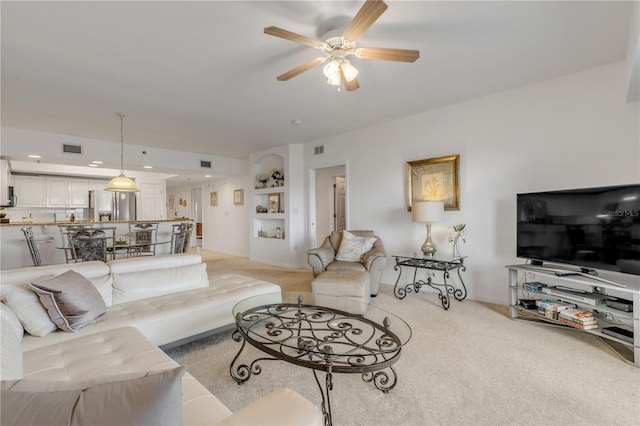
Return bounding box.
[406,154,460,211]
[234,189,243,205]
[210,191,218,206]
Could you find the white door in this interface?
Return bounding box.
[138,183,163,220]
[334,176,346,233]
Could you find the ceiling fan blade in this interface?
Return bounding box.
[340,67,360,92]
[343,0,388,42]
[264,26,323,48]
[355,47,420,62]
[276,57,327,81]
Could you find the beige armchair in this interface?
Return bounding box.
[307,230,387,296]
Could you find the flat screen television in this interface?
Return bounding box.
[516,184,640,275]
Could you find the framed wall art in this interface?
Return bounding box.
[234,189,244,205]
[210,191,218,206]
[406,154,460,211]
[268,193,280,213]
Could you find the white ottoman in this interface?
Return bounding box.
[311,270,371,313]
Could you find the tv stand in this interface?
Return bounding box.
[507,264,639,367]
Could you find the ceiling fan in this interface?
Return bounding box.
[264,0,420,91]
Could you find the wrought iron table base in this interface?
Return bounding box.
[230,329,399,426]
[393,256,467,310]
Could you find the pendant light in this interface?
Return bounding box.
[105,113,139,192]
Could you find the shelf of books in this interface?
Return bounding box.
[506,264,639,367]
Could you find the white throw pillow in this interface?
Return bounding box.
[335,230,377,262]
[0,303,24,343]
[1,278,57,337]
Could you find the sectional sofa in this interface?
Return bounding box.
[1,253,323,425]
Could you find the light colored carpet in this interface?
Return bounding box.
[171,251,640,425]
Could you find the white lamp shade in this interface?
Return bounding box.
[412,201,444,222]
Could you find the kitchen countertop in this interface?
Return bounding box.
[0,218,193,227]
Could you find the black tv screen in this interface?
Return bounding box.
[516,184,640,275]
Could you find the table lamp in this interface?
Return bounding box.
[412,201,445,256]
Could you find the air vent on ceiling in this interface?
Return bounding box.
[314,145,324,155]
[62,143,83,154]
[200,160,212,168]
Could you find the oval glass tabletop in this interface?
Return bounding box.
[232,292,412,361]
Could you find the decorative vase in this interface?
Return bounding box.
[452,239,461,258]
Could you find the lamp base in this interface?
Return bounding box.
[421,222,437,256]
[421,241,437,256]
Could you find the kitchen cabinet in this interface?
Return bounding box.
[46,177,68,207]
[46,177,89,207]
[14,175,46,207]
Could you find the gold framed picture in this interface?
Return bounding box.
[210,191,218,206]
[234,189,243,205]
[406,154,460,211]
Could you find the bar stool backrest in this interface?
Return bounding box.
[21,227,42,267]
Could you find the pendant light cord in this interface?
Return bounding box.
[118,113,125,174]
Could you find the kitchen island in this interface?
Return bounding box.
[0,218,194,269]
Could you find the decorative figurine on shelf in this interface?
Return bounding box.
[448,224,466,258]
[256,173,269,188]
[271,169,284,186]
[256,205,268,214]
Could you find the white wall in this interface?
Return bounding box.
[304,61,639,304]
[202,174,249,257]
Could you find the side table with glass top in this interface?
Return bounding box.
[392,254,468,310]
[230,292,412,426]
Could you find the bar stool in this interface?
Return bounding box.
[21,227,42,266]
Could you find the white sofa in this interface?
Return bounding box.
[1,254,323,425]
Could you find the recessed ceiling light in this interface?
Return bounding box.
[92,161,103,164]
[143,165,153,169]
[28,155,41,158]
[88,164,98,167]
[204,175,211,178]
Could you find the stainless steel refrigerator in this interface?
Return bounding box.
[89,190,136,221]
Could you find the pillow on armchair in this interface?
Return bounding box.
[335,230,377,262]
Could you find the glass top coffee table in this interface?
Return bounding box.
[230,292,412,426]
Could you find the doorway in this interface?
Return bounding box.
[191,187,202,248]
[313,165,346,245]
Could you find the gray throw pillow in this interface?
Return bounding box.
[29,270,107,332]
[1,366,186,426]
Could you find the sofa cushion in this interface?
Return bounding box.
[1,366,185,426]
[1,303,24,342]
[0,261,110,287]
[1,278,57,337]
[30,270,107,332]
[335,230,377,262]
[89,274,114,307]
[1,307,23,380]
[112,262,209,305]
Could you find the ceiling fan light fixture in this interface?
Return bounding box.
[340,60,359,82]
[105,113,139,193]
[323,59,358,86]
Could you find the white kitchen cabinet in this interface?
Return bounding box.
[46,177,89,207]
[68,179,89,207]
[46,177,68,207]
[14,175,46,207]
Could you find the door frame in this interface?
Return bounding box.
[308,163,348,249]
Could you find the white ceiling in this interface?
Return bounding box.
[1,1,635,178]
